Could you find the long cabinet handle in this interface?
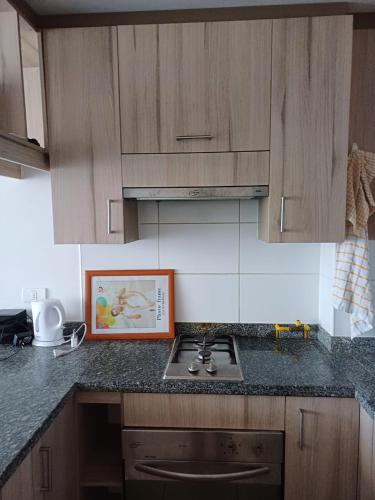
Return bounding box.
[176,134,213,141]
[298,408,305,450]
[39,446,52,492]
[107,199,116,234]
[280,196,285,233]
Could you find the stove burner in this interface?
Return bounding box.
[198,349,212,362]
[164,333,243,381]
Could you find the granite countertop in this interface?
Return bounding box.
[0,335,374,487]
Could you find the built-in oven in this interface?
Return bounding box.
[122,428,284,500]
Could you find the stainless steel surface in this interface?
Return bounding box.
[123,429,284,463]
[123,186,269,201]
[123,429,284,487]
[298,408,305,450]
[280,196,285,233]
[163,334,243,381]
[175,134,213,141]
[107,199,115,234]
[133,462,270,482]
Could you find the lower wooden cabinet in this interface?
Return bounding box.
[0,397,77,500]
[284,397,359,500]
[122,393,285,430]
[358,407,375,500]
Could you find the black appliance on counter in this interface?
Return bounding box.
[0,309,33,346]
[122,428,284,500]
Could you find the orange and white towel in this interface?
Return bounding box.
[333,148,375,337]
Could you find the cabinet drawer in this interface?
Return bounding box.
[123,394,285,430]
[122,151,269,188]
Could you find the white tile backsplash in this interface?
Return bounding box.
[137,201,158,223]
[239,199,258,222]
[159,200,239,223]
[240,224,320,274]
[318,275,334,335]
[81,224,159,270]
[159,223,239,273]
[240,274,319,323]
[175,274,239,322]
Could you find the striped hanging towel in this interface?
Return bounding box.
[333,148,375,337]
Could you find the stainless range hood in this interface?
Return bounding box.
[123,186,268,200]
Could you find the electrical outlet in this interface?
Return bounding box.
[22,288,47,303]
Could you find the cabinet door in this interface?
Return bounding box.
[0,7,27,136]
[285,397,359,500]
[32,398,77,500]
[259,16,352,243]
[118,20,271,154]
[358,407,375,500]
[1,452,42,500]
[44,27,138,244]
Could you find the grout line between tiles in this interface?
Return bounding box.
[157,201,160,269]
[238,200,241,323]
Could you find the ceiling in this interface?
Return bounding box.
[19,0,375,16]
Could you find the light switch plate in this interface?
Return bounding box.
[22,288,47,303]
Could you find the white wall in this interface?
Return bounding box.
[0,169,320,323]
[319,243,375,337]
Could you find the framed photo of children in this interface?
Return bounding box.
[85,270,174,340]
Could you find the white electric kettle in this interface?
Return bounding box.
[31,299,66,347]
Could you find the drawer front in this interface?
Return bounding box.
[122,151,269,188]
[123,394,285,430]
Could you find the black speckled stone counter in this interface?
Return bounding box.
[0,335,374,488]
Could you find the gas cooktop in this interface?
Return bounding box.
[163,333,243,381]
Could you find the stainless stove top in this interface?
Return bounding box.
[163,333,243,381]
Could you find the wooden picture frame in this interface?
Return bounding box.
[85,269,174,340]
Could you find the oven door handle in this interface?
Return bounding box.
[134,462,270,482]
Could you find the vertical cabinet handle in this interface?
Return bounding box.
[107,199,116,234]
[39,446,52,492]
[280,196,285,233]
[298,408,305,450]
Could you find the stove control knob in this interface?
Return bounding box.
[206,361,217,374]
[188,361,199,374]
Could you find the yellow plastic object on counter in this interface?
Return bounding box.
[274,320,310,340]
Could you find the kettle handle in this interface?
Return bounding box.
[54,306,64,329]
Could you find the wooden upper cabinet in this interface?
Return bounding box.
[44,27,138,244]
[285,397,359,500]
[118,20,272,154]
[0,2,27,137]
[358,407,375,500]
[259,15,353,243]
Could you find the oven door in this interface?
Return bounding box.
[124,459,283,500]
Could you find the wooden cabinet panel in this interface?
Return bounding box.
[118,25,159,154]
[1,398,76,500]
[122,151,269,187]
[358,407,375,500]
[44,27,137,244]
[118,20,271,154]
[35,398,77,500]
[1,452,42,500]
[0,8,27,136]
[285,397,359,500]
[259,16,352,243]
[123,394,285,430]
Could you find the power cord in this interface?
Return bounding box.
[53,323,87,359]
